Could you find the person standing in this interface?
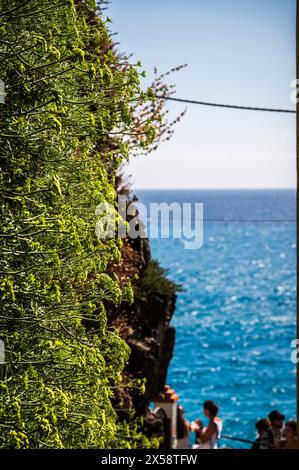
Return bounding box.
[176,405,190,449]
[268,410,285,449]
[192,400,223,449]
[282,421,297,449]
[252,419,272,449]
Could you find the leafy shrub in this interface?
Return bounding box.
[0,0,179,448]
[136,260,182,299]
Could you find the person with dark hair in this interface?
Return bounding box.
[282,420,297,449]
[268,410,285,449]
[176,405,190,449]
[252,419,272,449]
[192,400,222,449]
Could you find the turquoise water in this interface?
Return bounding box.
[135,190,296,448]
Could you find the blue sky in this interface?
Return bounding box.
[107,0,296,189]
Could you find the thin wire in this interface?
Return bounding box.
[156,95,296,114]
[221,434,274,448]
[142,217,296,223]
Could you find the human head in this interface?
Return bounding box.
[203,400,219,418]
[255,418,270,436]
[283,421,297,442]
[268,410,285,429]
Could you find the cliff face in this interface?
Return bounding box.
[108,232,177,418]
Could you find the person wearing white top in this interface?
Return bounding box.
[192,400,223,449]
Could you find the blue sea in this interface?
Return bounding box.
[135,189,296,448]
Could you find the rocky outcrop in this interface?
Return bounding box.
[126,288,176,414]
[108,229,177,418]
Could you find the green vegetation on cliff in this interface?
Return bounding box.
[0,0,181,448]
[136,260,182,299]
